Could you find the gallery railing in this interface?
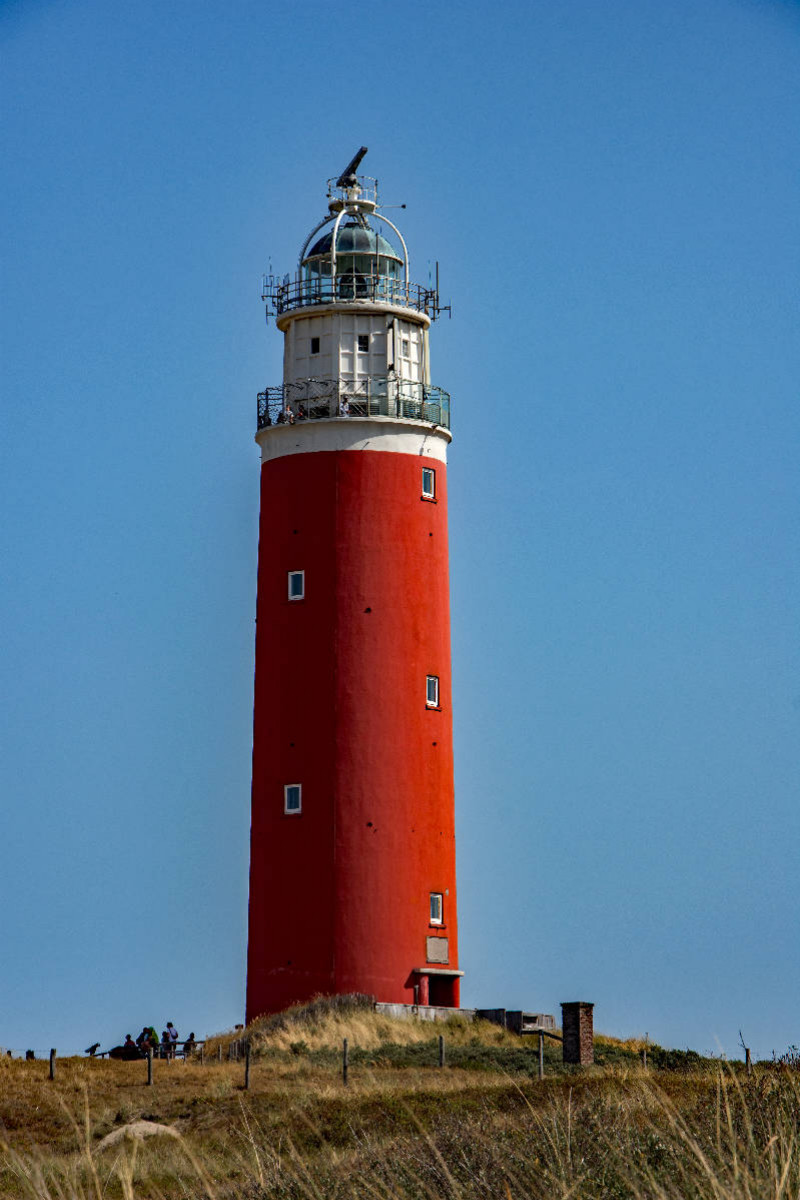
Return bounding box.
[257,377,450,431]
[262,274,442,318]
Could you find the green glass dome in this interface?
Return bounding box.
[305,221,401,263]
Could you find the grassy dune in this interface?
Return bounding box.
[1,1000,797,1198]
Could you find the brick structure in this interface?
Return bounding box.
[561,1001,594,1065]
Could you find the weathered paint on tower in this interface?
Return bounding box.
[246,152,461,1020]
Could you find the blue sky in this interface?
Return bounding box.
[1,0,798,1059]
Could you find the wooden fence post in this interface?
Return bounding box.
[342,1038,349,1086]
[49,1049,56,1081]
[199,1045,204,1065]
[217,1044,222,1064]
[147,1050,153,1086]
[538,1032,544,1081]
[439,1035,445,1068]
[245,1042,251,1089]
[746,1048,752,1076]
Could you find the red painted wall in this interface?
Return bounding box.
[246,445,459,1021]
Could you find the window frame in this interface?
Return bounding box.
[425,674,440,708]
[357,333,369,353]
[287,570,305,601]
[284,784,302,815]
[421,466,436,500]
[429,892,444,925]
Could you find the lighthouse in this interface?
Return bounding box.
[246,150,461,1021]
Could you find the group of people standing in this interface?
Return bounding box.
[111,1022,197,1060]
[268,395,353,426]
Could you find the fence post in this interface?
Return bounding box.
[245,1042,251,1090]
[147,1050,153,1086]
[199,1045,204,1065]
[217,1044,222,1064]
[49,1049,56,1081]
[342,1038,349,1087]
[439,1035,445,1068]
[746,1048,752,1076]
[538,1032,544,1081]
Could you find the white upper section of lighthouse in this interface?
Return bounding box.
[256,148,450,450]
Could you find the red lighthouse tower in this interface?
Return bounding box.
[246,150,460,1021]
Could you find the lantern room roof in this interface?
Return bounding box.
[305,221,401,262]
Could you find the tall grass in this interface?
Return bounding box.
[2,1065,799,1198]
[1,1005,795,1199]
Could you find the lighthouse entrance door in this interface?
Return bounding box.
[429,974,457,1007]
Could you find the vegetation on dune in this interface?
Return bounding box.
[1,999,798,1198]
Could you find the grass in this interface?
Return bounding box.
[1,999,797,1199]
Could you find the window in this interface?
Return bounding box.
[426,675,439,707]
[402,337,410,356]
[357,334,369,353]
[284,784,302,814]
[310,337,320,354]
[287,570,305,600]
[430,893,443,925]
[422,467,436,499]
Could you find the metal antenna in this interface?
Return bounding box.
[336,146,368,188]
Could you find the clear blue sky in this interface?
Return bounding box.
[2,0,798,1059]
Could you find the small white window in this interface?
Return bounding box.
[402,337,410,356]
[430,893,443,924]
[284,784,302,814]
[288,570,305,600]
[422,467,436,499]
[357,334,369,353]
[426,675,439,708]
[310,337,320,354]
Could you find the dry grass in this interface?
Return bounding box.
[205,996,517,1057]
[2,1005,797,1199]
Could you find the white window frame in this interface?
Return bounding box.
[287,570,305,601]
[426,675,439,708]
[284,784,302,814]
[430,892,443,925]
[422,467,436,499]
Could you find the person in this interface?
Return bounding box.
[339,395,350,418]
[284,405,295,425]
[183,1032,196,1058]
[160,1030,171,1059]
[167,1022,179,1058]
[297,405,306,420]
[135,1026,150,1052]
[121,1034,140,1060]
[275,409,285,424]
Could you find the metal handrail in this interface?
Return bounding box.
[256,377,450,431]
[262,274,442,319]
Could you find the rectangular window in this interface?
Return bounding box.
[287,570,305,600]
[310,337,320,354]
[422,467,436,499]
[284,784,302,814]
[357,334,369,352]
[426,675,439,708]
[402,337,410,356]
[430,893,443,924]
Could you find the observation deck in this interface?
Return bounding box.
[257,375,451,431]
[262,274,442,320]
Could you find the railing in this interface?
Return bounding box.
[262,274,442,319]
[257,377,451,431]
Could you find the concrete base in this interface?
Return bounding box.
[375,1002,476,1023]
